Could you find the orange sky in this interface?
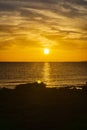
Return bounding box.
[0,0,87,61]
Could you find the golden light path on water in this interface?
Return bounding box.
[43,62,50,87]
[37,62,50,87]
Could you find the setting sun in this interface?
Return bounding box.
[44,48,50,55]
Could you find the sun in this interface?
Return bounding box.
[44,48,50,55]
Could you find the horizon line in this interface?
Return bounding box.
[0,61,87,63]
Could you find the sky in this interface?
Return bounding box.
[0,0,87,61]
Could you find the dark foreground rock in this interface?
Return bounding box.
[0,82,87,130]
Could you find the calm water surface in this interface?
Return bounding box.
[0,62,87,88]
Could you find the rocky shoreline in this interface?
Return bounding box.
[0,82,87,130]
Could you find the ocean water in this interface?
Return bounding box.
[0,62,87,89]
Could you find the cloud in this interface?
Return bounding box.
[0,0,87,50]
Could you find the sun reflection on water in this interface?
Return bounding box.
[43,62,50,86]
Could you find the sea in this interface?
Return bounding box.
[0,62,87,89]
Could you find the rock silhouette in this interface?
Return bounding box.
[0,82,87,130]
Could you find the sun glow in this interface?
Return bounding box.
[44,48,50,55]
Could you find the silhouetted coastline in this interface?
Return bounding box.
[0,82,87,130]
